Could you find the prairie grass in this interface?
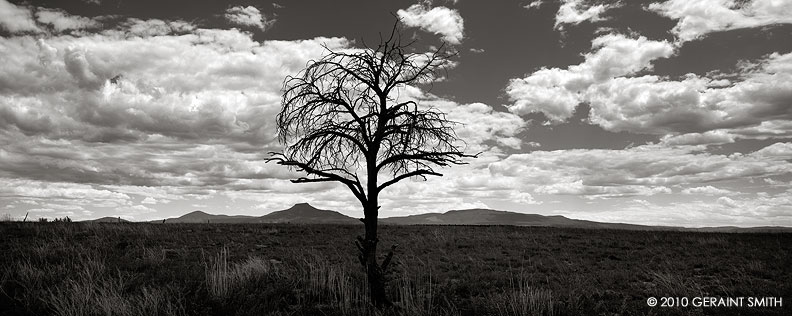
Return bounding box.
[495,276,554,316]
[0,222,789,316]
[206,247,279,299]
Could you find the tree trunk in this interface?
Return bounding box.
[356,203,392,308]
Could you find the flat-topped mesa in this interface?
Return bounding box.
[260,203,358,224]
[286,203,320,211]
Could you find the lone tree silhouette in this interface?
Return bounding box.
[270,23,475,307]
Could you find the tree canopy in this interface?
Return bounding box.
[271,27,475,208]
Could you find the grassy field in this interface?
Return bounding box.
[0,222,789,316]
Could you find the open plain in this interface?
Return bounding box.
[1,222,790,316]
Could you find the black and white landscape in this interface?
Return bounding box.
[1,0,791,315]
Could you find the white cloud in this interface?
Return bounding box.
[554,0,616,29]
[585,34,675,80]
[751,142,792,160]
[506,33,675,122]
[432,101,526,151]
[717,196,739,208]
[660,130,735,147]
[730,120,792,140]
[524,1,544,10]
[118,18,195,37]
[391,86,527,152]
[0,0,40,33]
[224,5,274,31]
[35,8,101,32]
[397,3,465,44]
[649,0,792,42]
[681,185,732,195]
[504,68,583,122]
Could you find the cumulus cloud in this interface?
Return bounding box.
[554,0,616,29]
[586,52,792,135]
[224,5,274,31]
[507,27,792,139]
[506,33,675,122]
[397,3,465,44]
[0,5,356,195]
[649,0,792,42]
[0,22,350,144]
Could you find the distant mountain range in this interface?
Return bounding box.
[379,208,656,230]
[89,203,791,232]
[157,203,358,224]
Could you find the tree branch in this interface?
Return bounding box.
[267,154,367,204]
[378,169,442,192]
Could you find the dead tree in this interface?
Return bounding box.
[269,23,475,307]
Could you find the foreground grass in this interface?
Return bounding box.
[0,223,789,315]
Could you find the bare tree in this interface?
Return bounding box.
[269,23,476,307]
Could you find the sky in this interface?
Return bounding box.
[0,0,791,227]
